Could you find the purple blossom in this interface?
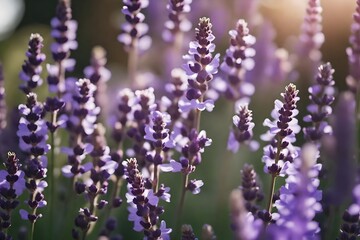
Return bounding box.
[214,19,256,104]
[118,0,152,52]
[123,158,171,239]
[187,179,203,194]
[347,0,360,92]
[303,62,335,144]
[261,83,300,176]
[339,182,360,239]
[163,0,192,43]
[19,34,46,94]
[48,0,78,94]
[230,189,263,240]
[240,164,263,214]
[179,17,220,113]
[297,0,324,75]
[84,46,111,115]
[228,105,258,153]
[0,152,25,236]
[126,87,156,165]
[272,143,322,239]
[144,111,175,150]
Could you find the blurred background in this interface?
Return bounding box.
[0,0,357,239]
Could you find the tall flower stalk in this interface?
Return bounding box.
[0,64,6,133]
[118,0,151,87]
[260,83,300,220]
[17,93,49,240]
[303,62,335,145]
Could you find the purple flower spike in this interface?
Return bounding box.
[240,164,263,215]
[230,189,263,240]
[228,105,258,153]
[179,17,220,113]
[272,143,322,239]
[261,83,300,176]
[50,0,78,62]
[19,34,46,94]
[84,46,111,116]
[215,19,256,104]
[298,0,324,66]
[123,158,171,239]
[145,111,175,150]
[0,152,25,236]
[118,0,152,52]
[339,181,360,239]
[163,0,192,43]
[303,63,335,144]
[346,0,360,92]
[48,0,77,94]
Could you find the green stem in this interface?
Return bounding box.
[176,173,189,230]
[267,175,276,213]
[153,164,159,193]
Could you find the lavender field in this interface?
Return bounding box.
[0,0,358,239]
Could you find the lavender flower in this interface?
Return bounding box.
[179,17,220,113]
[229,189,263,240]
[240,164,263,214]
[297,0,324,74]
[227,105,258,153]
[215,19,256,104]
[163,0,192,43]
[48,0,78,94]
[272,143,322,239]
[19,34,46,94]
[346,0,360,92]
[261,83,300,176]
[84,46,111,116]
[118,0,152,52]
[61,79,99,178]
[181,224,197,240]
[17,93,49,223]
[126,87,156,166]
[303,63,335,144]
[0,152,25,236]
[338,182,360,239]
[123,158,171,239]
[0,64,6,132]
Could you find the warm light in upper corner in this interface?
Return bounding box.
[0,0,24,41]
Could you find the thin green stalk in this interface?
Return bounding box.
[266,135,283,215]
[48,110,58,239]
[267,175,276,213]
[176,173,189,230]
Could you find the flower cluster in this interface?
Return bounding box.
[62,79,99,178]
[19,34,46,94]
[17,93,49,223]
[163,0,192,43]
[347,0,360,92]
[217,19,256,104]
[303,62,335,144]
[270,144,322,239]
[118,0,151,52]
[123,158,171,239]
[0,152,25,237]
[240,164,263,215]
[180,17,220,113]
[227,105,258,153]
[261,83,300,176]
[47,0,78,94]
